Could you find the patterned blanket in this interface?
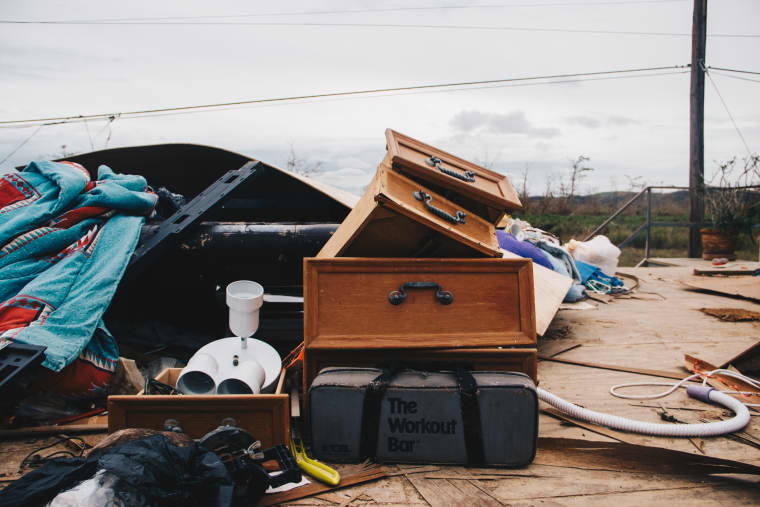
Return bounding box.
[0,160,156,395]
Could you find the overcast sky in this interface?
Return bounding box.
[1,0,758,196]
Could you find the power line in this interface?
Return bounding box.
[707,66,760,76]
[0,65,687,127]
[0,69,687,165]
[710,71,760,84]
[107,69,688,122]
[0,19,754,38]
[0,125,43,165]
[0,70,687,128]
[704,67,753,156]
[0,1,688,24]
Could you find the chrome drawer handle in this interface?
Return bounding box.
[426,156,476,183]
[388,281,454,306]
[413,190,466,225]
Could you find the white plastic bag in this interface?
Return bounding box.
[566,235,621,277]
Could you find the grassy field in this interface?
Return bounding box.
[517,213,758,266]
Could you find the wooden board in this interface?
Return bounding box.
[8,265,760,505]
[680,275,760,302]
[108,368,289,447]
[317,163,501,259]
[500,248,571,336]
[385,129,521,224]
[303,347,538,393]
[304,257,536,349]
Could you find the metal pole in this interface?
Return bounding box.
[583,187,648,241]
[688,0,707,257]
[646,187,652,259]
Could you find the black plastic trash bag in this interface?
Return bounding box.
[0,434,234,507]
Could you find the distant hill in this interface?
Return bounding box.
[525,189,690,214]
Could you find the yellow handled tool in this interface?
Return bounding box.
[289,382,341,486]
[290,435,341,486]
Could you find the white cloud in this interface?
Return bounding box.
[565,115,601,129]
[1,0,758,194]
[315,167,373,193]
[450,109,560,138]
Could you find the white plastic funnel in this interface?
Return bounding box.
[226,280,264,338]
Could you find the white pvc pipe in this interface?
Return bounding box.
[218,360,266,395]
[176,337,281,395]
[537,386,750,437]
[176,353,218,395]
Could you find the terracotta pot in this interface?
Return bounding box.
[700,228,738,260]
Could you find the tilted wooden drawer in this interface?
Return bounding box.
[303,347,538,395]
[108,368,290,446]
[317,163,501,259]
[304,257,536,349]
[385,129,522,224]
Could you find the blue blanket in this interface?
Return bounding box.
[0,161,156,393]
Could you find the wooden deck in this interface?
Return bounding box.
[1,261,759,505]
[288,262,760,505]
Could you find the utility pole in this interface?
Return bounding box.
[688,0,707,257]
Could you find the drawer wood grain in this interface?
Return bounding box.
[317,164,501,259]
[304,258,536,349]
[385,129,522,224]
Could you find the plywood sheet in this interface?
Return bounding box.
[680,275,760,302]
[500,248,571,336]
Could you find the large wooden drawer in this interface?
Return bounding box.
[108,368,290,446]
[317,163,501,259]
[303,347,538,395]
[304,258,536,349]
[385,129,522,224]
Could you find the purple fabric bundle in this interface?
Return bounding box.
[495,230,554,270]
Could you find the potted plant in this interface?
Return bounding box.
[701,155,760,260]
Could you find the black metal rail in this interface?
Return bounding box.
[584,185,760,262]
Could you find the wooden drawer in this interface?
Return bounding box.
[385,129,522,224]
[108,368,290,447]
[317,163,501,259]
[304,257,536,349]
[303,347,538,395]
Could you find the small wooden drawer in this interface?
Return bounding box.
[317,163,501,259]
[303,347,538,395]
[304,257,536,349]
[108,368,290,447]
[385,129,522,224]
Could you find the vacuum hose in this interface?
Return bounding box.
[537,385,751,437]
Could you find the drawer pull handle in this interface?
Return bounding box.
[413,190,466,225]
[388,281,454,306]
[426,156,476,183]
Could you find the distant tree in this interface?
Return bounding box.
[474,144,501,170]
[518,164,531,212]
[536,172,555,214]
[59,145,74,158]
[286,143,322,176]
[623,174,646,192]
[560,155,593,203]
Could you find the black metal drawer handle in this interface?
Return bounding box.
[413,190,466,225]
[388,282,454,306]
[426,156,476,183]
